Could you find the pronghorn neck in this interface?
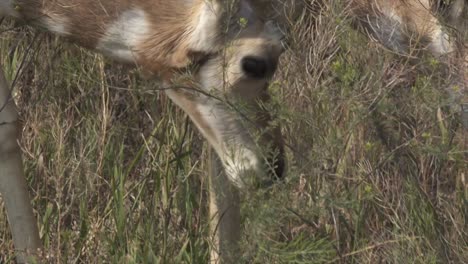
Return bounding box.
[5,0,252,75]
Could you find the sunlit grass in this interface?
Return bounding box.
[1,1,467,263]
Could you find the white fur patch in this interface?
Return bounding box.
[40,15,70,35]
[189,1,222,52]
[428,28,454,56]
[97,9,150,62]
[0,0,18,17]
[222,144,261,188]
[380,6,403,25]
[197,103,261,188]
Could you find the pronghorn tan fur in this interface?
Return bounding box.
[351,0,456,55]
[0,0,285,263]
[350,0,467,104]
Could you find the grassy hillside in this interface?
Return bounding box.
[1,1,467,263]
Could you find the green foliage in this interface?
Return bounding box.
[1,1,466,263]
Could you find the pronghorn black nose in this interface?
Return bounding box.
[241,56,268,78]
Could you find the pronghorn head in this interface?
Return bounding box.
[199,20,284,100]
[168,1,286,188]
[199,22,285,188]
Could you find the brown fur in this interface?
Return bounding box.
[351,0,439,38]
[350,0,466,102]
[15,0,206,75]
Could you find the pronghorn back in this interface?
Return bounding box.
[7,0,220,74]
[350,0,466,105]
[350,0,457,56]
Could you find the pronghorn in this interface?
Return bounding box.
[0,0,285,262]
[348,0,467,121]
[350,0,459,56]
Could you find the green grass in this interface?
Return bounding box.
[1,2,467,263]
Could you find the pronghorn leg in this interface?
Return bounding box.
[0,67,41,263]
[208,148,241,264]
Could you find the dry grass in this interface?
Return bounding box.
[1,1,467,263]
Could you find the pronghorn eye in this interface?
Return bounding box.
[241,56,268,79]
